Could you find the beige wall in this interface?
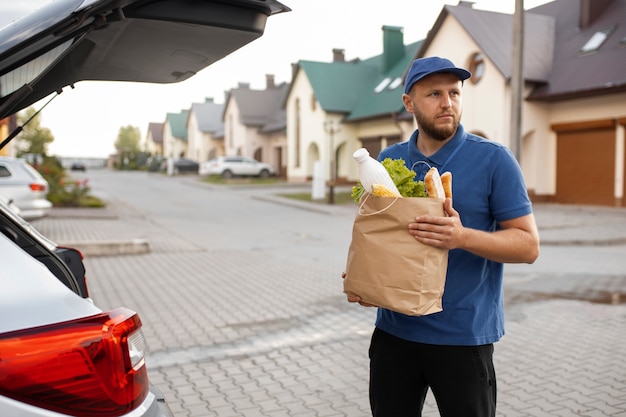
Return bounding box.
[287,71,335,181]
[144,130,163,156]
[186,111,201,161]
[186,110,221,163]
[223,99,245,156]
[425,17,511,148]
[162,122,186,159]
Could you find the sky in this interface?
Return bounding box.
[1,0,551,158]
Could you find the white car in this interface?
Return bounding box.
[0,156,52,221]
[200,156,276,178]
[0,0,289,416]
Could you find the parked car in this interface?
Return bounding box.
[70,161,87,171]
[0,0,289,416]
[0,156,52,221]
[200,156,276,178]
[173,157,199,174]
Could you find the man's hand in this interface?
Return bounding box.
[341,272,377,307]
[408,198,465,250]
[409,198,540,264]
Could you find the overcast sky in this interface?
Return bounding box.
[1,0,551,158]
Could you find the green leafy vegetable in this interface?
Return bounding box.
[352,158,426,202]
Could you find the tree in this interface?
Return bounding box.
[16,107,54,156]
[114,125,141,169]
[114,125,141,154]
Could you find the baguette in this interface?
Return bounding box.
[440,171,452,199]
[424,167,446,199]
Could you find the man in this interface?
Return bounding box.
[346,56,540,416]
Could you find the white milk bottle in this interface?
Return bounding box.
[352,148,400,195]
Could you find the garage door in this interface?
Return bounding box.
[556,127,615,205]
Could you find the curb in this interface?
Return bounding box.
[58,238,150,256]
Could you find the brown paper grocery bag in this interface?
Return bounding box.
[344,194,448,316]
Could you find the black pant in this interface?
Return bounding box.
[369,328,496,417]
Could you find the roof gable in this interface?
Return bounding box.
[147,122,163,144]
[166,110,189,140]
[190,98,224,133]
[229,82,289,132]
[446,6,555,82]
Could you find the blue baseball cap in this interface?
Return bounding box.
[404,56,472,94]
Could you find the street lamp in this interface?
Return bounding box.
[324,119,341,204]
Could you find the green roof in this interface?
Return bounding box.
[299,40,422,121]
[300,60,379,113]
[166,110,189,140]
[348,42,421,121]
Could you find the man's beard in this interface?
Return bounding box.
[415,110,460,142]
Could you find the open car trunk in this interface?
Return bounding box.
[0,0,289,121]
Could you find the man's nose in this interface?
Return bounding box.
[440,95,452,108]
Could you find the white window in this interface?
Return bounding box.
[580,27,613,54]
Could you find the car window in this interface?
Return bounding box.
[0,165,11,177]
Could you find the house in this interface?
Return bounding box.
[186,97,224,163]
[285,25,421,184]
[144,122,164,156]
[419,0,626,206]
[222,74,288,176]
[162,110,189,159]
[285,0,626,207]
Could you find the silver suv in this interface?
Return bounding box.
[0,0,288,416]
[0,156,52,221]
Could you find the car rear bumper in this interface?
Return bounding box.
[18,200,52,221]
[0,386,174,417]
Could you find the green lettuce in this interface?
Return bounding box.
[351,157,426,202]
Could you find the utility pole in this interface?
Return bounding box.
[510,0,524,162]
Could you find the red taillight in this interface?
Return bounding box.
[0,308,148,416]
[29,183,46,192]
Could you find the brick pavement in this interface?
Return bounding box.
[31,192,626,417]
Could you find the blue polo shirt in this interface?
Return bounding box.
[376,124,532,345]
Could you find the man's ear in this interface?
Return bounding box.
[402,93,413,112]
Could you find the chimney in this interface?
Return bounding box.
[382,25,404,73]
[579,0,613,29]
[458,1,476,7]
[266,74,275,89]
[291,62,299,81]
[333,48,345,62]
[238,82,250,89]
